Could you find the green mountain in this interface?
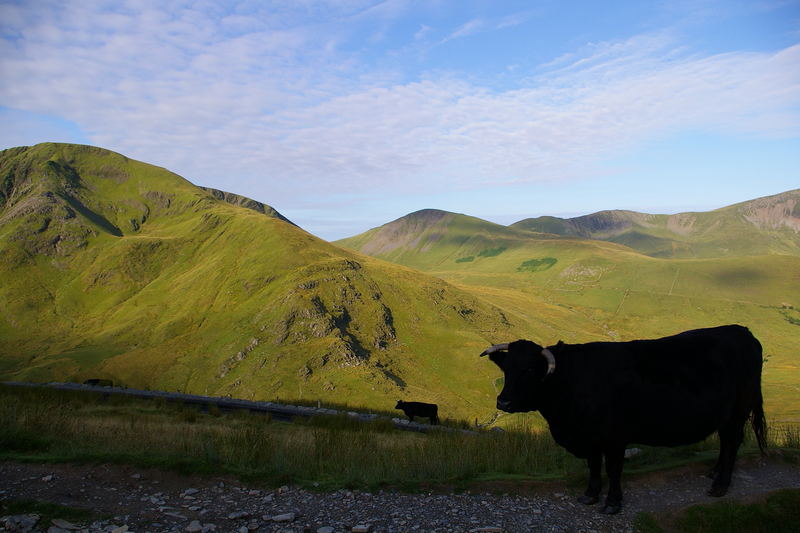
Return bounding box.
[510,190,800,258]
[0,143,540,419]
[335,208,571,271]
[336,207,800,422]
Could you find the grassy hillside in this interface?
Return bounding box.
[510,190,800,258]
[0,143,543,421]
[336,209,800,422]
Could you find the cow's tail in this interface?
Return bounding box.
[750,386,768,455]
[749,330,768,455]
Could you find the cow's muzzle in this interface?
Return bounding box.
[496,398,513,412]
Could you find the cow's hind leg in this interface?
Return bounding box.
[600,447,625,515]
[706,462,719,480]
[709,421,745,497]
[578,449,602,505]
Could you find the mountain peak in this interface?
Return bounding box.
[343,209,456,256]
[405,208,450,219]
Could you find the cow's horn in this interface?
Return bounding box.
[541,348,556,375]
[480,343,509,357]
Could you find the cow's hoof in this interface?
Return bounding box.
[578,495,599,505]
[600,504,621,515]
[707,486,728,497]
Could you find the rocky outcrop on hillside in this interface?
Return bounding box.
[740,190,800,232]
[200,187,295,226]
[272,259,398,366]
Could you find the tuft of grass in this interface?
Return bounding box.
[780,309,800,326]
[635,489,800,533]
[633,512,666,533]
[771,424,800,449]
[671,488,800,533]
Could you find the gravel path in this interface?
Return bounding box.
[2,456,799,533]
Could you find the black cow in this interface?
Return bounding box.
[83,378,114,387]
[395,400,439,425]
[481,325,766,515]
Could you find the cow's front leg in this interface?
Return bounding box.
[578,449,602,505]
[600,447,625,515]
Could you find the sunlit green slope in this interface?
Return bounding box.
[0,143,554,420]
[511,190,800,258]
[337,209,800,422]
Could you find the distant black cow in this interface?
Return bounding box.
[395,400,439,425]
[481,325,767,515]
[83,379,114,387]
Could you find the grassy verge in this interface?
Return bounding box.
[0,384,583,490]
[0,384,795,493]
[634,488,800,533]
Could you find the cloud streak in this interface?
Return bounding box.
[1,1,799,208]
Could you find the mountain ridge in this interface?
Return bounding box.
[200,186,296,226]
[510,189,800,258]
[337,190,800,260]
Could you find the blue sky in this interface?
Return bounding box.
[1,0,799,240]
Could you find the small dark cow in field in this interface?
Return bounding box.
[83,379,113,387]
[395,400,439,425]
[481,325,767,515]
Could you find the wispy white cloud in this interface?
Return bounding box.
[437,10,530,45]
[442,18,485,42]
[1,1,799,215]
[414,24,432,40]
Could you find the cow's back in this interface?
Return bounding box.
[544,325,762,450]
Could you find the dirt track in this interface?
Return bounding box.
[2,454,799,532]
